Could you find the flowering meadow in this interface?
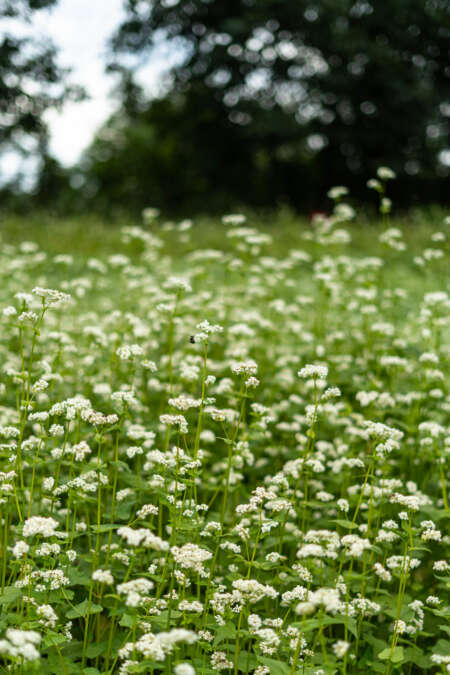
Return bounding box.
[0,176,449,674]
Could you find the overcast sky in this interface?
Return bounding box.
[33,0,125,165]
[31,0,173,166]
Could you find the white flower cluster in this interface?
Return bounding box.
[0,629,42,662]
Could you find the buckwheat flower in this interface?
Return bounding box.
[174,664,195,675]
[211,651,233,670]
[433,560,449,572]
[125,446,142,460]
[390,493,420,511]
[364,421,403,442]
[172,543,212,576]
[12,540,29,559]
[392,619,407,635]
[93,569,114,585]
[18,310,38,324]
[69,441,92,461]
[178,600,203,612]
[141,360,158,372]
[222,213,246,225]
[421,528,442,542]
[117,527,169,551]
[386,555,421,571]
[377,166,396,180]
[164,276,192,293]
[333,640,350,658]
[376,529,399,543]
[327,186,349,200]
[116,345,132,360]
[137,504,159,519]
[426,595,440,606]
[321,386,341,401]
[232,579,278,603]
[0,426,20,439]
[0,629,42,662]
[334,203,355,221]
[160,414,188,434]
[23,516,58,538]
[383,519,398,530]
[337,498,349,512]
[295,601,316,616]
[37,604,58,628]
[32,286,71,306]
[281,586,308,606]
[142,207,160,223]
[367,178,382,191]
[111,389,138,408]
[36,543,61,557]
[431,654,450,666]
[245,376,260,388]
[117,578,154,607]
[3,305,17,317]
[373,563,392,582]
[231,360,258,376]
[297,364,328,380]
[255,627,280,654]
[418,421,445,438]
[341,535,371,557]
[168,395,202,411]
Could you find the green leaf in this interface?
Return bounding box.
[378,646,404,663]
[68,569,91,586]
[119,613,136,628]
[85,641,108,658]
[213,621,236,646]
[0,587,21,605]
[237,650,257,671]
[259,657,291,675]
[293,616,358,638]
[434,639,450,655]
[403,647,430,668]
[331,519,359,530]
[42,632,68,649]
[90,523,120,533]
[66,600,103,619]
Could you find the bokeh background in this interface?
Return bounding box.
[1,0,449,217]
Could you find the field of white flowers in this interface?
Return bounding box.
[0,174,449,674]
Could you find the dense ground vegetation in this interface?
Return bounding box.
[0,178,448,673]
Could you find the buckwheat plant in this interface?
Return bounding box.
[0,174,448,674]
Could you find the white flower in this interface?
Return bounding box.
[93,569,114,585]
[333,640,350,658]
[327,186,349,200]
[174,664,196,675]
[297,364,328,380]
[23,516,59,538]
[377,166,396,180]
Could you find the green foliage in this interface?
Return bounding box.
[78,0,450,212]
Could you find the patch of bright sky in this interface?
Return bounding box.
[21,0,179,167]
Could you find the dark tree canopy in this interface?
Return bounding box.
[90,0,449,212]
[0,0,82,185]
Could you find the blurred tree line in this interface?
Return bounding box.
[1,0,449,215]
